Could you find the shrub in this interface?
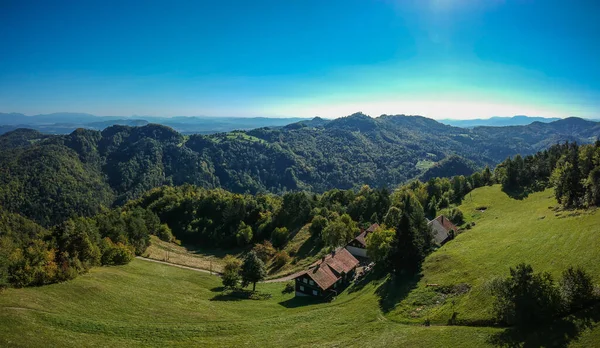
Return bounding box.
[223,255,242,273]
[282,281,295,294]
[100,238,134,266]
[270,227,289,249]
[449,208,464,225]
[560,266,596,312]
[222,269,241,289]
[252,241,276,263]
[7,240,58,288]
[490,263,562,329]
[156,224,174,242]
[272,251,291,269]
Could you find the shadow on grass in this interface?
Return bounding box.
[375,272,423,313]
[210,290,272,302]
[295,235,322,260]
[348,267,387,294]
[279,296,326,308]
[487,304,600,347]
[501,186,531,200]
[210,286,224,292]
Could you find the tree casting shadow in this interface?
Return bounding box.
[375,271,423,313]
[487,303,600,348]
[279,296,326,309]
[211,289,272,302]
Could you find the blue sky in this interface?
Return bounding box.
[1,0,599,119]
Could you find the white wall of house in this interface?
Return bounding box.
[346,245,367,258]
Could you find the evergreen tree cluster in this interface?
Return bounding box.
[497,141,600,207]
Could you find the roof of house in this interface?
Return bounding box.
[352,223,380,248]
[427,215,458,245]
[295,248,360,290]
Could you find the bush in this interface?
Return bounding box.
[223,255,242,273]
[100,238,134,266]
[282,281,295,294]
[490,263,562,329]
[156,224,174,242]
[449,208,464,225]
[252,241,276,263]
[272,251,291,269]
[560,266,596,312]
[270,227,289,249]
[222,269,241,289]
[7,240,58,288]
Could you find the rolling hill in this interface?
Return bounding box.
[1,185,599,347]
[1,113,599,227]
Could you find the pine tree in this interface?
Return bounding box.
[387,193,431,274]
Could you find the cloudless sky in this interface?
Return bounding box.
[1,0,599,119]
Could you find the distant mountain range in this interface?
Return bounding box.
[0,112,310,135]
[439,115,564,128]
[4,113,597,135]
[2,112,599,227]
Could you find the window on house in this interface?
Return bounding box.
[309,280,314,286]
[299,286,304,292]
[303,278,307,284]
[312,290,318,296]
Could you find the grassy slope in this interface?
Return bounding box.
[144,236,237,273]
[2,185,599,347]
[388,186,600,331]
[0,260,496,347]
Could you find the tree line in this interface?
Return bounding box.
[0,206,170,288]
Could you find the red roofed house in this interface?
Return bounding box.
[345,223,379,258]
[428,215,458,246]
[293,248,359,298]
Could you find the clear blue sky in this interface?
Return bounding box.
[1,0,599,119]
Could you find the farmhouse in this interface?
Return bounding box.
[293,248,359,298]
[428,215,458,246]
[346,223,379,258]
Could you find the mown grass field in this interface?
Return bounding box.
[386,185,600,346]
[1,185,599,347]
[0,259,498,347]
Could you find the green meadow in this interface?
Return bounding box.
[0,259,497,347]
[1,185,599,347]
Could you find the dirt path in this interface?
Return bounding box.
[136,256,299,283]
[136,257,219,276]
[263,271,304,283]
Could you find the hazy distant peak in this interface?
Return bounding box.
[439,115,563,128]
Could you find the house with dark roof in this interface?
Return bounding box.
[293,248,359,298]
[346,223,379,258]
[428,215,458,246]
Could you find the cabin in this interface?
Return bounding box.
[428,215,458,246]
[293,248,359,298]
[346,223,379,258]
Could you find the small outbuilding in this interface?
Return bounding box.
[345,223,379,258]
[428,215,458,246]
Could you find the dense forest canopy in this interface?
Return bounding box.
[1,125,599,289]
[1,113,598,228]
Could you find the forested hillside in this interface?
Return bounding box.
[0,113,598,228]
